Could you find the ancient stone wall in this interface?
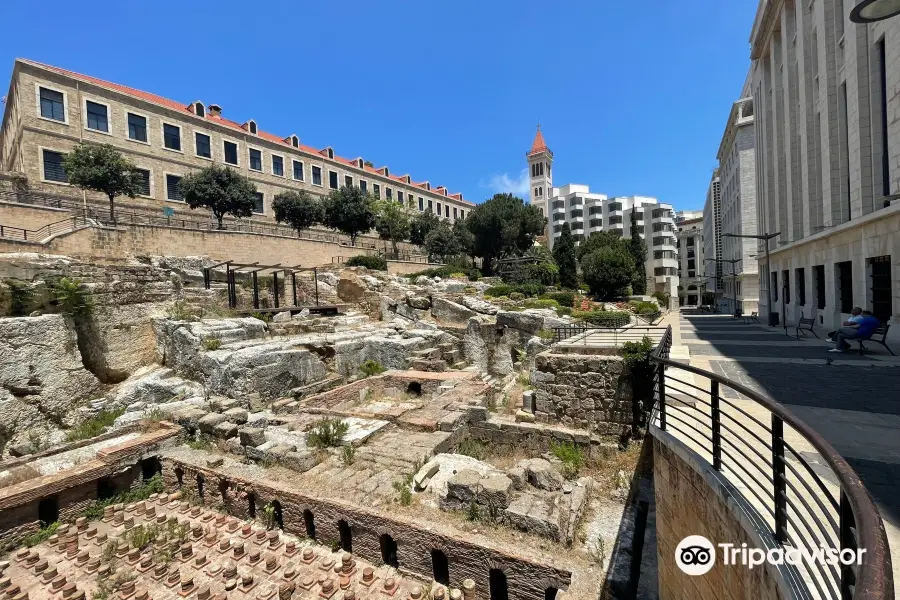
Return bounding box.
[653,434,790,600]
[0,200,72,232]
[468,418,611,456]
[532,352,631,434]
[163,457,572,600]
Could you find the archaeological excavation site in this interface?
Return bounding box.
[0,249,664,600]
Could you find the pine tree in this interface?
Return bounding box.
[629,212,648,295]
[553,222,578,289]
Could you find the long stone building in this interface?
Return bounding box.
[675,210,704,306]
[526,128,680,299]
[749,0,899,336]
[0,59,473,223]
[702,169,723,305]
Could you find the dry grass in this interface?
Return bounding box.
[582,442,644,497]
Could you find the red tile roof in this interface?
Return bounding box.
[528,126,550,155]
[20,58,473,206]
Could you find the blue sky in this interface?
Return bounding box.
[0,0,756,211]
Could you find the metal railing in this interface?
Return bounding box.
[0,215,93,242]
[650,325,893,599]
[551,322,665,345]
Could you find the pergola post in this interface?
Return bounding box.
[252,271,260,310]
[272,271,280,309]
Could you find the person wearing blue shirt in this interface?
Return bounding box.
[826,306,864,342]
[829,311,881,353]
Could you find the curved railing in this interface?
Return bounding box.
[650,325,893,599]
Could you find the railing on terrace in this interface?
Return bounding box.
[551,322,664,345]
[0,216,93,242]
[650,325,893,600]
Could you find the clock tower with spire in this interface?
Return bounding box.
[526,125,553,220]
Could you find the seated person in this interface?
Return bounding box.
[829,311,880,353]
[826,307,863,342]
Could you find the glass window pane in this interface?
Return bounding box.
[42,150,67,182]
[249,149,262,170]
[195,133,211,158]
[128,113,147,142]
[39,88,65,121]
[134,169,151,196]
[253,192,264,214]
[224,141,238,164]
[166,174,183,201]
[293,160,303,180]
[85,101,108,132]
[163,124,181,150]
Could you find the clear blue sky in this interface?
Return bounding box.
[0,0,756,211]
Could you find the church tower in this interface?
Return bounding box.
[526,125,553,219]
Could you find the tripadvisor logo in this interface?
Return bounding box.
[676,535,716,575]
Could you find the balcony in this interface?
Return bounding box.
[551,201,565,213]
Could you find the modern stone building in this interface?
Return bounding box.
[702,170,723,305]
[716,94,760,315]
[525,129,679,298]
[675,212,704,306]
[749,0,899,336]
[0,59,473,222]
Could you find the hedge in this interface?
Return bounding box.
[346,255,387,270]
[541,291,576,308]
[571,310,632,328]
[484,282,547,298]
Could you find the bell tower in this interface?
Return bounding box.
[526,125,553,219]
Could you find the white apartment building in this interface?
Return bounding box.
[702,170,723,306]
[676,212,704,306]
[716,94,760,315]
[749,0,899,338]
[525,128,679,298]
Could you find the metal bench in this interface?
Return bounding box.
[793,314,818,339]
[857,324,894,356]
[743,311,760,324]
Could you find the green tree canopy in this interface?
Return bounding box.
[321,186,376,246]
[452,217,476,264]
[424,221,458,262]
[576,230,626,261]
[629,212,648,295]
[272,190,323,236]
[553,222,579,289]
[374,199,412,257]
[180,164,258,230]
[409,210,440,246]
[62,143,142,221]
[466,193,545,275]
[581,245,636,300]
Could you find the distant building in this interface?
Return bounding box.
[702,170,723,306]
[676,214,704,306]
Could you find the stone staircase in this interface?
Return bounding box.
[407,339,468,372]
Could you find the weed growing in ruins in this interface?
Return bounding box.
[590,536,607,566]
[166,300,198,321]
[466,497,480,522]
[537,328,555,341]
[101,540,118,562]
[328,539,341,552]
[26,430,45,453]
[456,438,488,461]
[141,407,166,429]
[516,372,531,388]
[392,480,412,506]
[3,279,34,316]
[262,502,277,530]
[22,521,59,547]
[50,277,93,316]
[66,408,126,442]
[250,311,273,324]
[306,418,348,449]
[359,360,386,378]
[202,337,222,350]
[550,441,584,480]
[82,473,164,520]
[485,394,497,413]
[187,434,213,451]
[126,523,160,551]
[340,445,356,466]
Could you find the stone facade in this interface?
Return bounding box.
[653,433,789,600]
[749,0,900,337]
[0,60,473,222]
[702,171,723,299]
[675,215,704,306]
[531,352,630,434]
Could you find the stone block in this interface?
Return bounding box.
[431,298,477,323]
[478,473,513,509]
[238,427,266,447]
[213,421,239,439]
[520,458,564,491]
[198,413,227,435]
[223,407,248,424]
[446,470,481,503]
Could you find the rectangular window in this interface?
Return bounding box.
[272,155,284,177]
[453,207,458,219]
[328,171,339,189]
[869,256,892,323]
[345,175,353,188]
[165,174,183,201]
[292,160,304,181]
[445,205,450,218]
[428,200,433,212]
[418,197,424,211]
[814,265,826,309]
[249,148,262,171]
[223,141,238,165]
[128,113,147,142]
[85,100,109,132]
[386,188,393,200]
[312,166,322,186]
[359,180,367,193]
[39,87,65,121]
[253,192,264,214]
[796,268,806,306]
[195,132,211,159]
[837,261,853,314]
[782,270,790,304]
[134,168,151,196]
[877,39,890,199]
[161,123,180,151]
[373,183,381,198]
[437,202,442,216]
[771,272,778,302]
[42,149,67,182]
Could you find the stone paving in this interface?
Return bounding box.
[1,492,425,600]
[671,311,900,592]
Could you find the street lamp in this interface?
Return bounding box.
[850,0,900,22]
[723,232,781,326]
[705,258,741,316]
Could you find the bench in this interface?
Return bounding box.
[857,324,895,356]
[743,311,760,324]
[793,314,818,339]
[733,308,743,320]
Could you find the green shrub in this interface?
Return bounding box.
[166,301,198,321]
[341,445,356,466]
[392,480,412,506]
[556,306,573,317]
[359,360,386,377]
[449,272,467,279]
[537,329,555,341]
[484,284,514,298]
[202,337,222,351]
[514,282,546,297]
[651,291,670,308]
[50,277,92,316]
[550,441,584,480]
[407,266,457,280]
[630,301,658,315]
[571,310,631,328]
[346,255,387,270]
[542,291,576,308]
[23,521,60,547]
[66,408,126,442]
[509,292,524,301]
[4,279,34,316]
[456,438,488,460]
[307,418,349,449]
[249,311,273,323]
[523,298,560,310]
[82,474,164,520]
[187,435,212,451]
[468,269,482,281]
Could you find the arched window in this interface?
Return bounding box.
[489,569,508,600]
[303,509,316,538]
[271,500,284,529]
[337,520,352,552]
[544,588,559,600]
[379,534,398,568]
[534,187,539,197]
[406,382,422,397]
[247,492,256,519]
[431,549,450,585]
[194,102,205,117]
[174,467,184,487]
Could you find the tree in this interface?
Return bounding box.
[581,245,635,300]
[452,217,476,266]
[409,211,440,246]
[576,231,625,261]
[321,186,376,246]
[629,212,648,295]
[374,199,412,257]
[62,143,142,221]
[522,244,558,286]
[466,193,545,275]
[553,222,578,289]
[424,222,458,262]
[180,164,258,229]
[272,190,323,236]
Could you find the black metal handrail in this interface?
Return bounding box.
[650,325,893,599]
[0,215,93,241]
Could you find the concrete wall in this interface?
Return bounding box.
[0,201,72,232]
[162,457,571,600]
[653,435,790,600]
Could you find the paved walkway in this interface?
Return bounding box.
[664,311,900,594]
